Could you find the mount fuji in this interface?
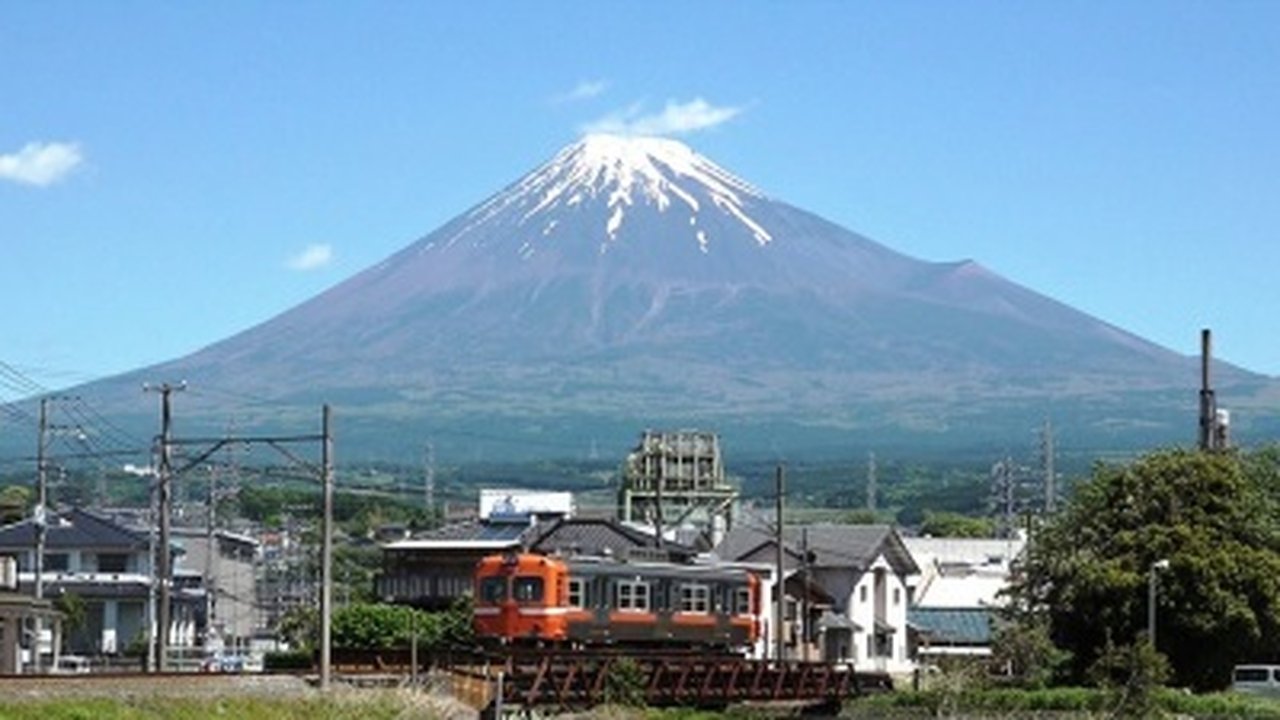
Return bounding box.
[58,135,1272,459]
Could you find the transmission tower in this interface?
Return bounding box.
[866,451,878,513]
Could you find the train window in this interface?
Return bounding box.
[479,577,507,604]
[679,583,710,613]
[734,587,751,615]
[568,578,586,608]
[513,576,544,603]
[616,580,650,611]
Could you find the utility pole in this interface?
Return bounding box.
[205,462,217,651]
[800,526,810,663]
[145,381,184,672]
[423,440,435,524]
[320,404,334,692]
[774,464,785,664]
[33,397,49,673]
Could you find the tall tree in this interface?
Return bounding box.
[1008,448,1280,690]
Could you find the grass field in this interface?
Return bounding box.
[0,689,479,720]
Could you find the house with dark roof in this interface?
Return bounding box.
[714,523,919,673]
[0,507,199,660]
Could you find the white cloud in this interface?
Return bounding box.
[286,244,333,271]
[581,98,743,137]
[553,79,608,104]
[0,141,83,187]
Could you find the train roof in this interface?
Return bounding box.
[564,556,752,583]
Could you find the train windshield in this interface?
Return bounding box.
[513,576,544,603]
[479,577,507,604]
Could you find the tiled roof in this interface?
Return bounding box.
[531,517,695,562]
[715,523,919,576]
[0,508,148,552]
[909,607,993,645]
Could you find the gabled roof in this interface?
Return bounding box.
[714,523,919,576]
[530,517,695,562]
[0,507,148,552]
[909,607,993,645]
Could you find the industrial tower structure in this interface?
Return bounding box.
[617,430,737,548]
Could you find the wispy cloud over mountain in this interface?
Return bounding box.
[553,79,608,104]
[581,98,742,136]
[286,244,333,271]
[0,141,83,187]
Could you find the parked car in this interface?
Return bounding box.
[50,655,91,674]
[1233,665,1280,696]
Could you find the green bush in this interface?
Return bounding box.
[263,649,313,671]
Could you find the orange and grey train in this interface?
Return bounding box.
[473,552,760,649]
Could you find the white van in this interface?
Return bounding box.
[1232,665,1280,696]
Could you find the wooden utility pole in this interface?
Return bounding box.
[146,381,184,672]
[801,526,810,663]
[32,397,49,673]
[320,404,334,692]
[774,464,785,663]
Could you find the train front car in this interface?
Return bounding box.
[473,553,570,644]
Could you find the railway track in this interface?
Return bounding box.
[1,649,892,713]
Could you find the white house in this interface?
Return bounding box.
[714,523,919,674]
[902,535,1026,661]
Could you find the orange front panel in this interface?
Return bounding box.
[473,553,570,642]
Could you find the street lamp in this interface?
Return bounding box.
[1148,559,1171,649]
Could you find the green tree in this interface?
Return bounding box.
[278,605,319,651]
[329,601,472,651]
[0,484,31,524]
[919,510,995,538]
[989,615,1069,688]
[1008,448,1280,691]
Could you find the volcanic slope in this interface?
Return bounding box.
[70,135,1269,458]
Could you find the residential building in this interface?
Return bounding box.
[0,507,203,660]
[714,523,919,673]
[170,527,259,652]
[902,535,1026,662]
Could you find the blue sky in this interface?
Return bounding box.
[2,2,1278,397]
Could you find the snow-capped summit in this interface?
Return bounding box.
[444,134,772,256]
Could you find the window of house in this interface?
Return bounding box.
[734,587,751,615]
[479,577,507,604]
[679,583,710,613]
[893,587,900,605]
[859,585,867,603]
[97,554,128,573]
[44,553,69,572]
[616,580,649,611]
[567,578,586,608]
[513,576,544,603]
